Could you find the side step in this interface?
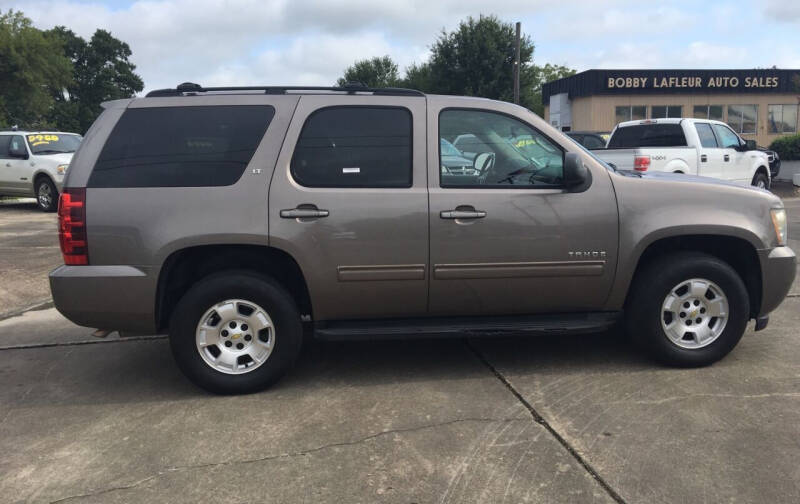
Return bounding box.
[314,312,621,341]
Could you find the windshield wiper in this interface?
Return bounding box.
[34,149,70,154]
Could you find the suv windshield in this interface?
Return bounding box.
[26,133,82,155]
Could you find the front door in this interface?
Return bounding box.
[427,100,619,316]
[269,95,429,321]
[694,122,724,179]
[711,124,749,184]
[0,135,31,194]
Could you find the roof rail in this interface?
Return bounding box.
[146,81,425,98]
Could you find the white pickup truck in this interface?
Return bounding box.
[595,118,771,188]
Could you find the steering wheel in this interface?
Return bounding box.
[475,152,496,183]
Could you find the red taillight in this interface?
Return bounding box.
[58,188,88,265]
[634,155,651,172]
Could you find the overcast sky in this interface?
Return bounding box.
[10,0,800,93]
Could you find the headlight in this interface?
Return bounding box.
[56,164,69,175]
[771,208,787,246]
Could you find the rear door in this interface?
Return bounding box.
[427,97,619,316]
[693,122,724,179]
[0,135,13,192]
[269,95,429,321]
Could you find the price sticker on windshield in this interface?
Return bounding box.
[27,134,60,146]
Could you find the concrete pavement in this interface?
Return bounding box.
[0,195,797,503]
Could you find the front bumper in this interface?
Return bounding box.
[758,246,796,316]
[49,265,158,333]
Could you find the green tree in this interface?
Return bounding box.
[528,63,576,116]
[0,10,72,128]
[424,15,537,109]
[47,26,144,133]
[336,55,401,88]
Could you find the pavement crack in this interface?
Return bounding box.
[465,339,628,504]
[611,392,800,405]
[48,416,516,503]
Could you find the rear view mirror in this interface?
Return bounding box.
[744,139,757,151]
[563,152,591,191]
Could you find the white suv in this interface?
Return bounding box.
[0,130,82,211]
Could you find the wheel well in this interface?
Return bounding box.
[155,245,312,332]
[630,235,762,318]
[755,166,769,178]
[33,173,52,186]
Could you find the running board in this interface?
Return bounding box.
[313,312,621,341]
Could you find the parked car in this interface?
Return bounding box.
[757,146,781,179]
[0,130,82,211]
[565,131,609,150]
[595,119,771,188]
[440,138,475,175]
[50,83,795,394]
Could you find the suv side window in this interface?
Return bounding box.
[89,105,274,188]
[439,109,564,188]
[582,135,606,150]
[291,106,412,188]
[694,123,718,148]
[711,124,741,149]
[0,136,11,159]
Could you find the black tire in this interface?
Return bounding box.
[625,252,749,367]
[169,271,303,394]
[752,171,770,190]
[35,177,58,212]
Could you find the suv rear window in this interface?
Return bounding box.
[291,106,412,188]
[88,105,274,188]
[607,124,687,148]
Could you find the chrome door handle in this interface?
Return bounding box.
[440,209,486,219]
[724,154,730,162]
[280,207,329,219]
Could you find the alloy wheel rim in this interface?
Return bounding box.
[195,299,275,374]
[38,183,52,208]
[660,278,729,349]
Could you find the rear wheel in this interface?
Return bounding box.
[35,177,57,212]
[169,272,303,394]
[625,252,749,367]
[752,171,769,190]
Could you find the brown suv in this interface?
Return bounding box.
[49,83,796,394]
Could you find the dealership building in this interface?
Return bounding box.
[542,69,800,147]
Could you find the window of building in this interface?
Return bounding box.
[291,106,412,188]
[767,104,798,134]
[439,109,564,188]
[651,105,683,119]
[693,105,723,121]
[727,105,757,135]
[694,123,718,148]
[615,105,647,124]
[89,105,274,188]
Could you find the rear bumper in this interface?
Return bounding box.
[49,265,158,333]
[758,246,796,316]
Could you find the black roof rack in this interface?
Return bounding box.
[146,81,425,98]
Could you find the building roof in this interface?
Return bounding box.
[542,69,800,105]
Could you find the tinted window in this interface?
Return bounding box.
[291,107,412,188]
[89,106,274,188]
[582,135,606,149]
[712,124,741,149]
[607,124,687,148]
[694,123,718,148]
[0,136,11,158]
[439,109,563,188]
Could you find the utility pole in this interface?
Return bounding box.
[513,22,521,104]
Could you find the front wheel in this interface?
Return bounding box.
[35,177,58,212]
[169,272,303,394]
[752,171,770,190]
[625,252,749,367]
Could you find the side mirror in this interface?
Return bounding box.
[9,145,28,159]
[744,139,757,151]
[563,152,591,191]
